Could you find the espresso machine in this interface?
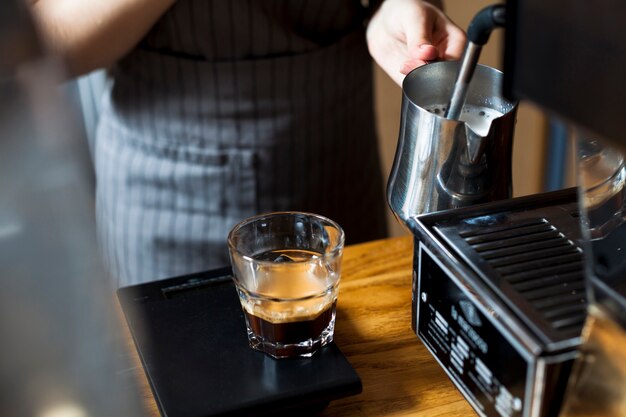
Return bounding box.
[388,1,626,416]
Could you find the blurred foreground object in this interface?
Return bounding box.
[504,1,626,415]
[558,304,626,417]
[0,1,144,416]
[558,137,626,417]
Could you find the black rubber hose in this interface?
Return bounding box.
[467,4,507,46]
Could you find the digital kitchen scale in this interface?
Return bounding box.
[118,267,362,417]
[410,188,587,417]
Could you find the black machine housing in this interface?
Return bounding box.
[410,189,587,417]
[503,0,626,331]
[503,0,626,147]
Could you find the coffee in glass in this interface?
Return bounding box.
[227,212,344,358]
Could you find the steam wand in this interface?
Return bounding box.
[445,4,506,120]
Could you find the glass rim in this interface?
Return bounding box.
[227,211,345,264]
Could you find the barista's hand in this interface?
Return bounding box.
[366,0,466,86]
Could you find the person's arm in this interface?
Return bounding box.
[30,0,175,76]
[366,0,466,86]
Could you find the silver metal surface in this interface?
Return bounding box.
[387,61,518,226]
[445,42,482,120]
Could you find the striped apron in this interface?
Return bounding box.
[95,0,388,286]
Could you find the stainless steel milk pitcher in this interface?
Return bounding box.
[387,61,518,226]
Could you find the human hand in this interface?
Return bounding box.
[366,0,466,86]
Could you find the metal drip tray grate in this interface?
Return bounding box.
[460,218,587,338]
[423,190,587,348]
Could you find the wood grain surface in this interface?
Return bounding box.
[126,236,477,416]
[320,236,475,416]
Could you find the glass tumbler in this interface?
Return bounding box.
[227,212,344,359]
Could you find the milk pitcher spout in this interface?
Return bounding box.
[387,61,518,227]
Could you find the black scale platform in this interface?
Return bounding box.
[118,267,362,417]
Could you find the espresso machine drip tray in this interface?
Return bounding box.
[433,199,587,345]
[410,188,587,417]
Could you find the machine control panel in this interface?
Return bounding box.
[416,245,531,417]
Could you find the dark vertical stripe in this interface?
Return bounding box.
[248,0,261,212]
[116,67,142,281]
[188,0,202,56]
[286,0,295,207]
[179,1,205,269]
[227,2,241,148]
[171,7,196,271]
[268,0,278,211]
[273,0,289,55]
[190,67,205,269]
[192,2,212,262]
[343,33,360,240]
[327,6,344,217]
[311,0,329,37]
[295,0,310,209]
[111,74,137,285]
[166,12,179,53]
[122,147,140,282]
[111,132,132,286]
[98,126,111,282]
[188,0,204,148]
[311,0,328,214]
[294,0,309,211]
[145,138,162,283]
[154,53,172,278]
[208,0,224,238]
[136,153,156,284]
[99,119,117,284]
[138,60,161,283]
[321,2,333,215]
[132,56,152,283]
[172,40,187,277]
[206,0,221,109]
[314,0,334,36]
[208,0,226,271]
[122,74,143,282]
[181,159,194,273]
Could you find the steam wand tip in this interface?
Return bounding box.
[444,4,507,120]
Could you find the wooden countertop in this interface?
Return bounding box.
[320,236,475,416]
[130,236,477,416]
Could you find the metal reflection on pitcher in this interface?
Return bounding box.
[387,61,518,225]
